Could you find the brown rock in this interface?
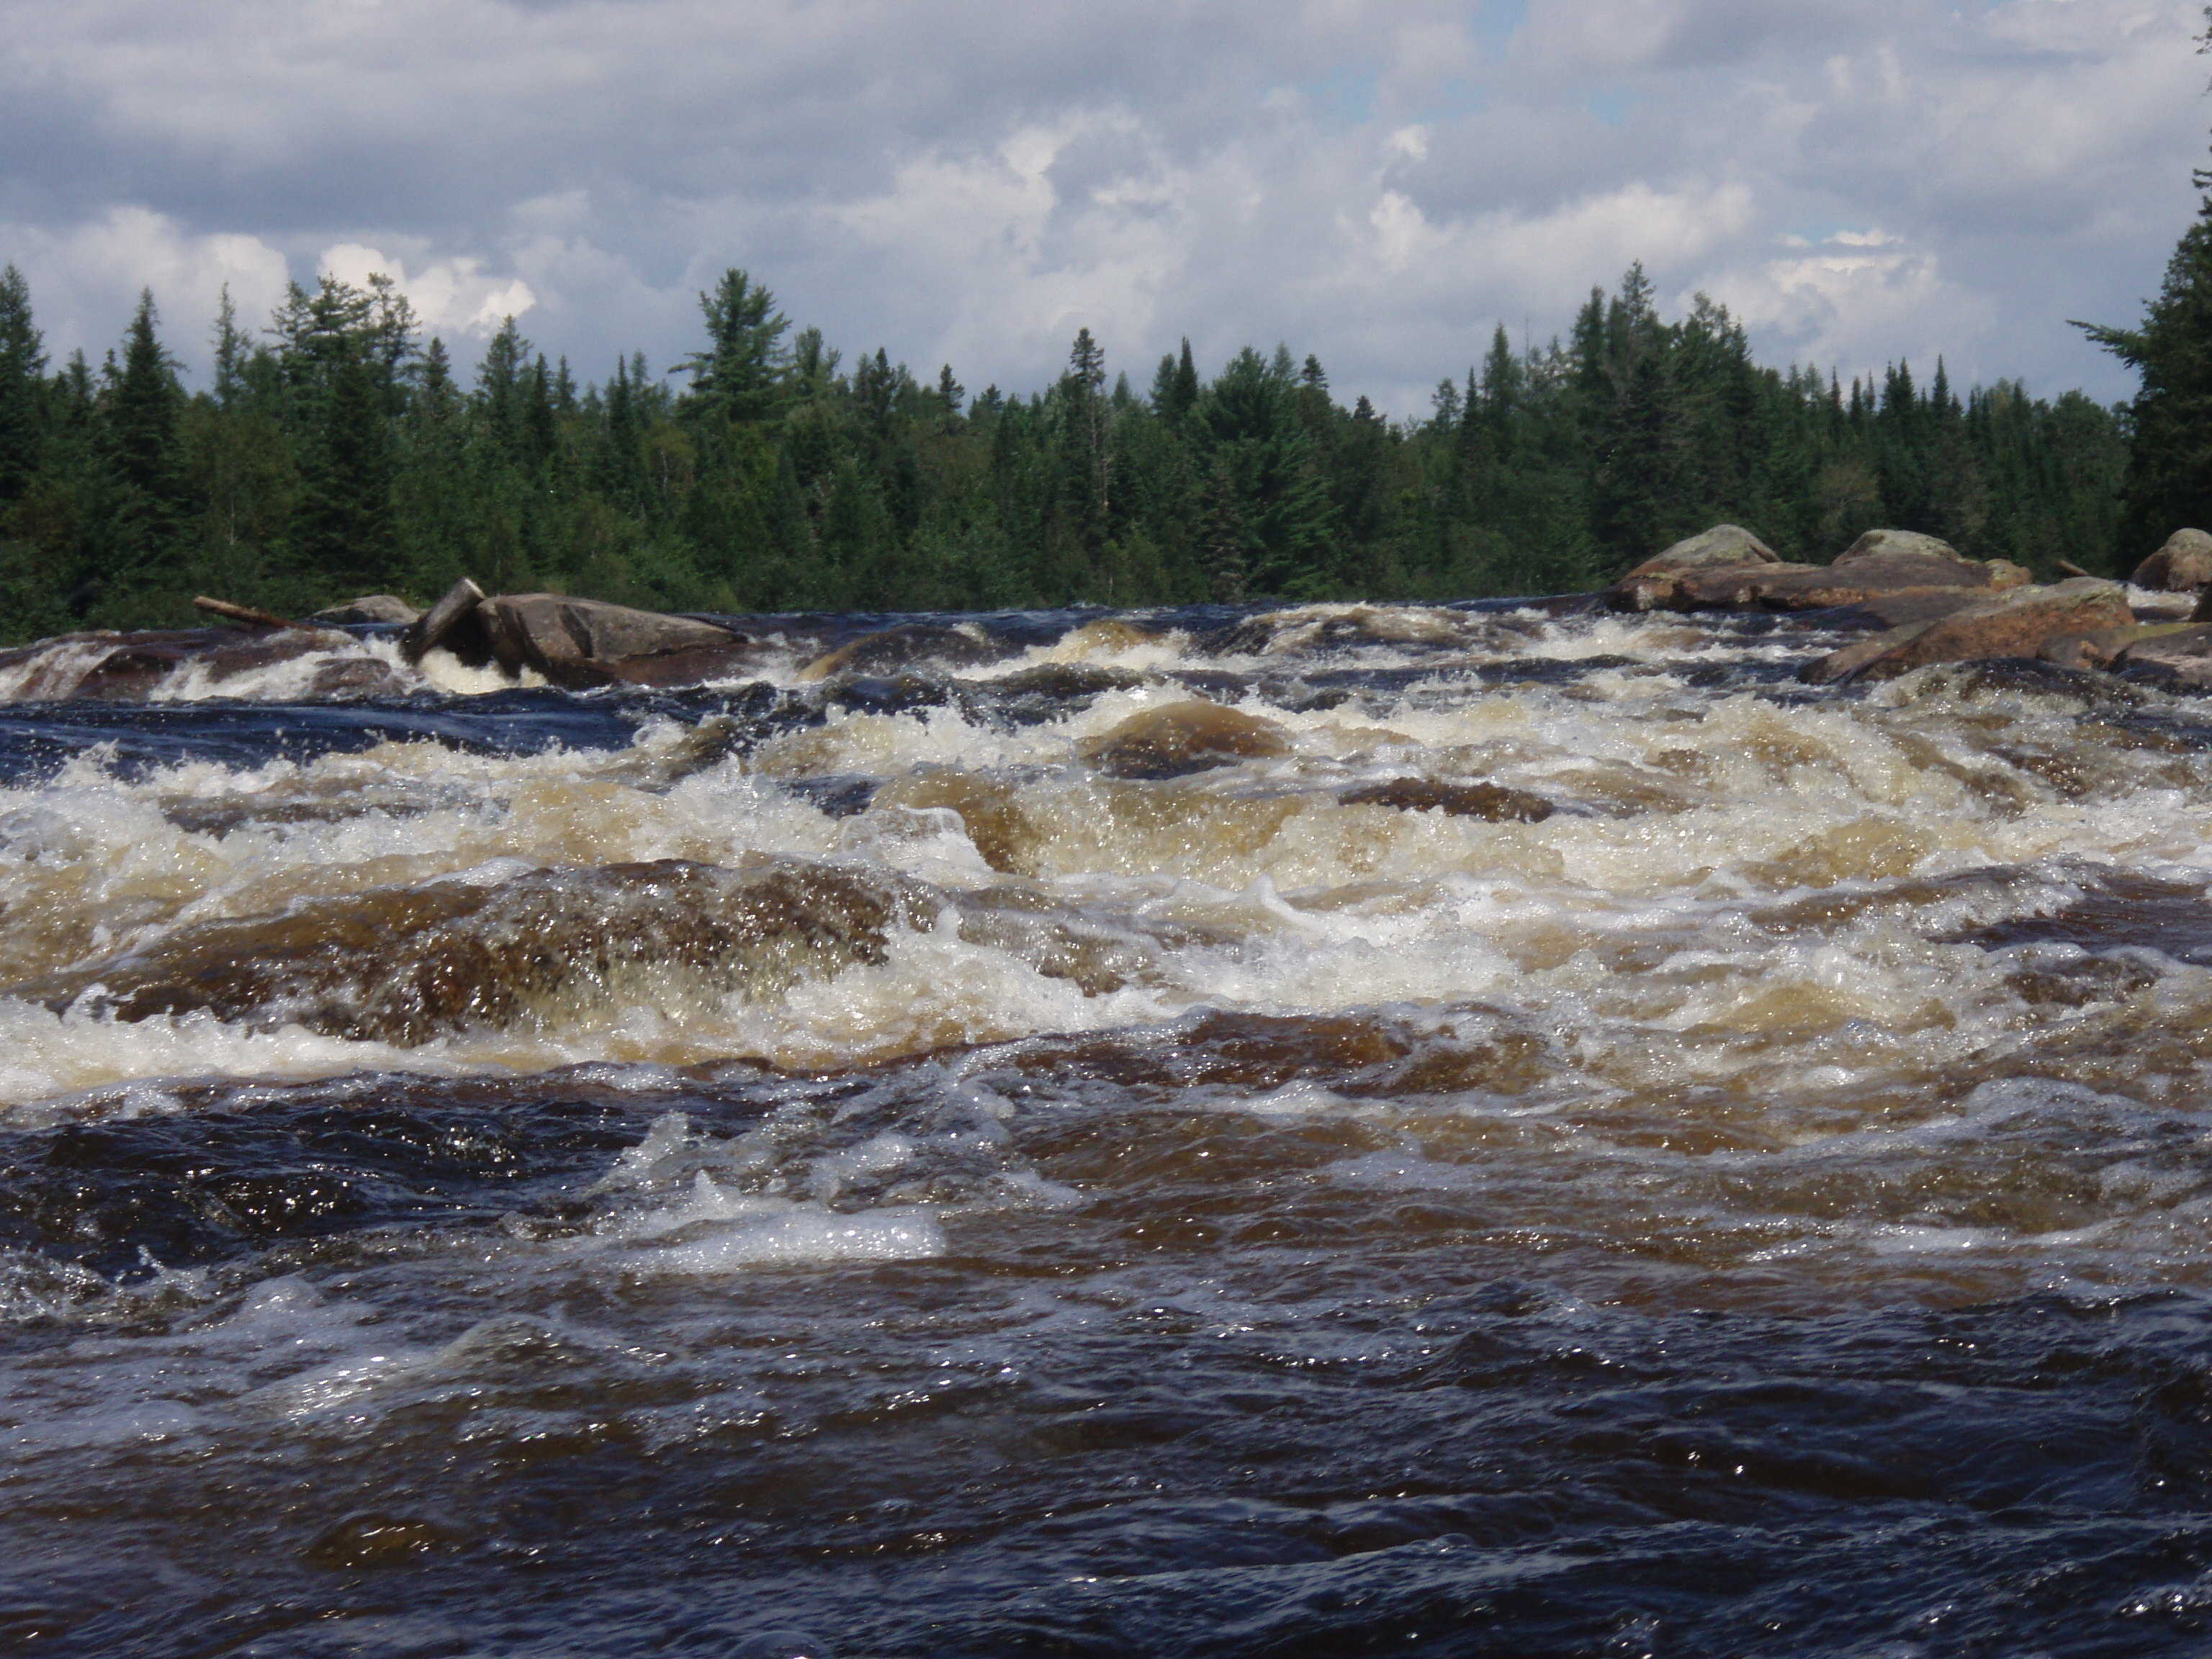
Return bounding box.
[1803,579,2134,684]
[1079,702,1292,779]
[2131,529,2212,592]
[593,641,767,688]
[1337,777,1554,822]
[478,594,744,688]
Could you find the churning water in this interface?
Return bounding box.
[9,598,2212,1655]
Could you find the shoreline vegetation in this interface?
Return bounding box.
[0,260,2141,647]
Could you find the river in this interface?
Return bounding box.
[4,597,2212,1656]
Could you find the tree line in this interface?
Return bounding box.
[0,258,2133,642]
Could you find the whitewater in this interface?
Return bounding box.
[7,595,2212,1655]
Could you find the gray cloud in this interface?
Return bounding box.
[0,0,2200,412]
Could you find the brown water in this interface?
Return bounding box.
[6,598,2212,1656]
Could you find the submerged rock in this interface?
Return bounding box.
[873,768,1043,873]
[14,857,939,1044]
[798,624,1011,682]
[1804,578,2133,684]
[1078,702,1292,779]
[1336,777,1554,822]
[2131,529,2212,592]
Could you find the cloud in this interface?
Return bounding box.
[0,0,2201,410]
[0,207,288,374]
[318,244,537,338]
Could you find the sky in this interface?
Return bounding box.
[0,0,2204,417]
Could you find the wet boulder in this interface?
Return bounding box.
[1607,524,1781,611]
[2131,529,2212,592]
[2038,619,2211,672]
[0,626,361,703]
[479,594,746,689]
[1804,578,2134,685]
[1337,777,1554,822]
[313,595,421,626]
[2110,622,2212,690]
[797,624,1012,682]
[1079,701,1292,779]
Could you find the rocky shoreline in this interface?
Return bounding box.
[5,524,2212,703]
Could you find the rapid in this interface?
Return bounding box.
[9,595,2212,1655]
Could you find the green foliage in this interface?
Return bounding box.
[0,262,2131,644]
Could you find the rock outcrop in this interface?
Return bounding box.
[2131,529,2212,593]
[1804,578,2133,684]
[1607,524,2028,616]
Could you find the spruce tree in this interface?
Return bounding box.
[0,264,44,508]
[2082,202,2212,546]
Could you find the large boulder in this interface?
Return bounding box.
[1834,529,1974,566]
[1803,579,2133,685]
[2133,529,2212,592]
[477,594,745,688]
[1607,525,1780,610]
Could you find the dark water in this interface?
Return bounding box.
[6,598,2212,1655]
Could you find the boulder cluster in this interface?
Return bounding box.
[1606,524,2212,688]
[13,526,2212,704]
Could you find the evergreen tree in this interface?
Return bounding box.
[0,264,44,509]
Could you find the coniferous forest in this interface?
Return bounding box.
[0,259,2136,643]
